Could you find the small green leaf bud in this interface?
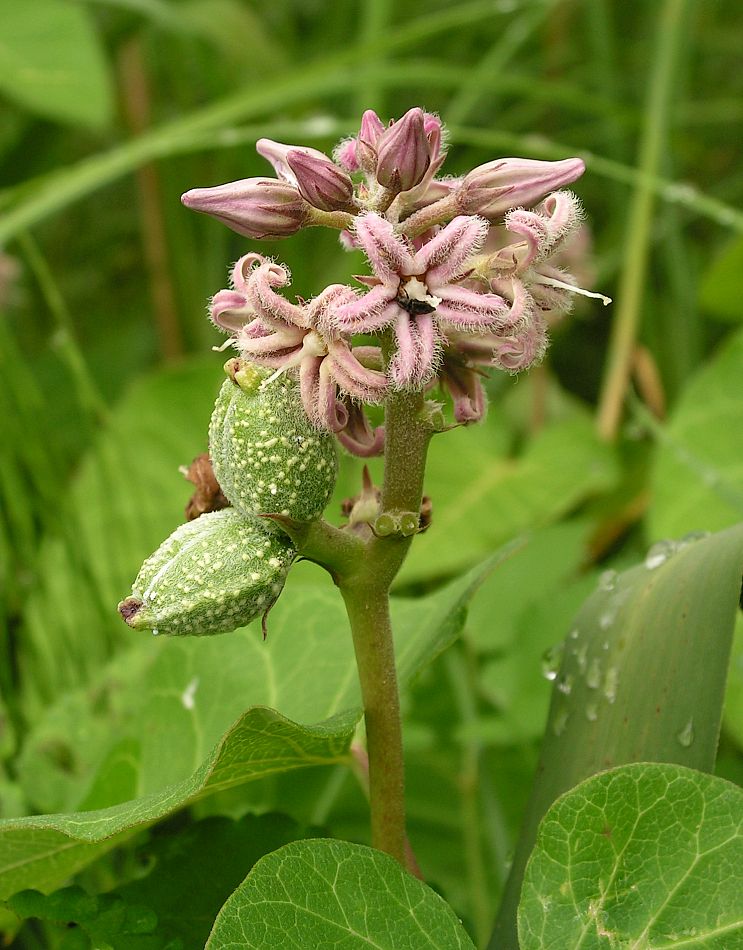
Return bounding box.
[398,512,420,537]
[373,513,398,537]
[118,509,294,636]
[210,359,337,522]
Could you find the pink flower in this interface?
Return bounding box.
[209,255,388,431]
[332,212,509,387]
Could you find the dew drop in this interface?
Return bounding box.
[557,673,574,695]
[586,658,601,689]
[598,569,618,592]
[645,540,677,570]
[152,628,159,636]
[553,707,569,736]
[599,607,616,631]
[679,530,710,547]
[541,642,564,681]
[585,703,598,722]
[575,642,589,674]
[569,628,580,640]
[603,667,619,704]
[676,718,695,748]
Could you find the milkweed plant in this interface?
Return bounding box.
[108,108,743,949]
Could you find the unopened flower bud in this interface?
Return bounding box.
[356,109,386,173]
[375,107,431,194]
[118,509,294,636]
[181,178,308,239]
[286,149,354,212]
[209,359,337,522]
[457,157,585,220]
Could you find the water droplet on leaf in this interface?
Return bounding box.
[553,707,569,736]
[585,703,598,722]
[557,673,574,695]
[645,540,677,570]
[586,658,601,689]
[603,667,619,703]
[598,569,618,592]
[676,718,695,748]
[541,642,564,681]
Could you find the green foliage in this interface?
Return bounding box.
[649,327,743,540]
[518,763,743,948]
[3,1,743,947]
[1,551,504,897]
[6,813,307,949]
[207,838,476,949]
[0,0,114,129]
[492,522,743,948]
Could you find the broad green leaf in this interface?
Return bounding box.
[0,0,114,128]
[206,839,476,949]
[1,549,509,896]
[649,327,743,541]
[700,235,743,322]
[518,763,743,949]
[0,706,356,900]
[491,523,743,950]
[6,813,307,950]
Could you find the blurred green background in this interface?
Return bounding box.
[2,0,743,944]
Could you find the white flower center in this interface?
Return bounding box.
[302,330,328,357]
[402,276,442,309]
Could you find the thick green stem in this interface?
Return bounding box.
[335,388,432,867]
[340,583,406,864]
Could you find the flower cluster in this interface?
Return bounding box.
[182,107,602,446]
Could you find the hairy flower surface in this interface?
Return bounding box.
[182,106,602,433]
[333,213,509,387]
[210,254,388,431]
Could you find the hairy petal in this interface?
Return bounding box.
[354,213,415,282]
[246,260,307,329]
[333,286,399,333]
[326,339,389,401]
[210,290,254,333]
[435,284,507,329]
[415,215,488,282]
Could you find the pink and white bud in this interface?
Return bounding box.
[181,178,308,239]
[354,110,386,173]
[285,149,354,212]
[375,107,431,194]
[334,138,361,173]
[457,157,585,220]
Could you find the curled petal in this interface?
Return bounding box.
[434,284,507,330]
[210,290,254,333]
[415,215,488,283]
[487,277,535,326]
[246,260,307,329]
[336,402,385,457]
[230,253,267,294]
[503,209,551,268]
[236,326,305,359]
[354,213,415,283]
[538,190,583,243]
[307,283,359,333]
[438,355,487,423]
[491,316,548,372]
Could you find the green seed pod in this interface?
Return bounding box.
[209,359,337,522]
[118,509,295,636]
